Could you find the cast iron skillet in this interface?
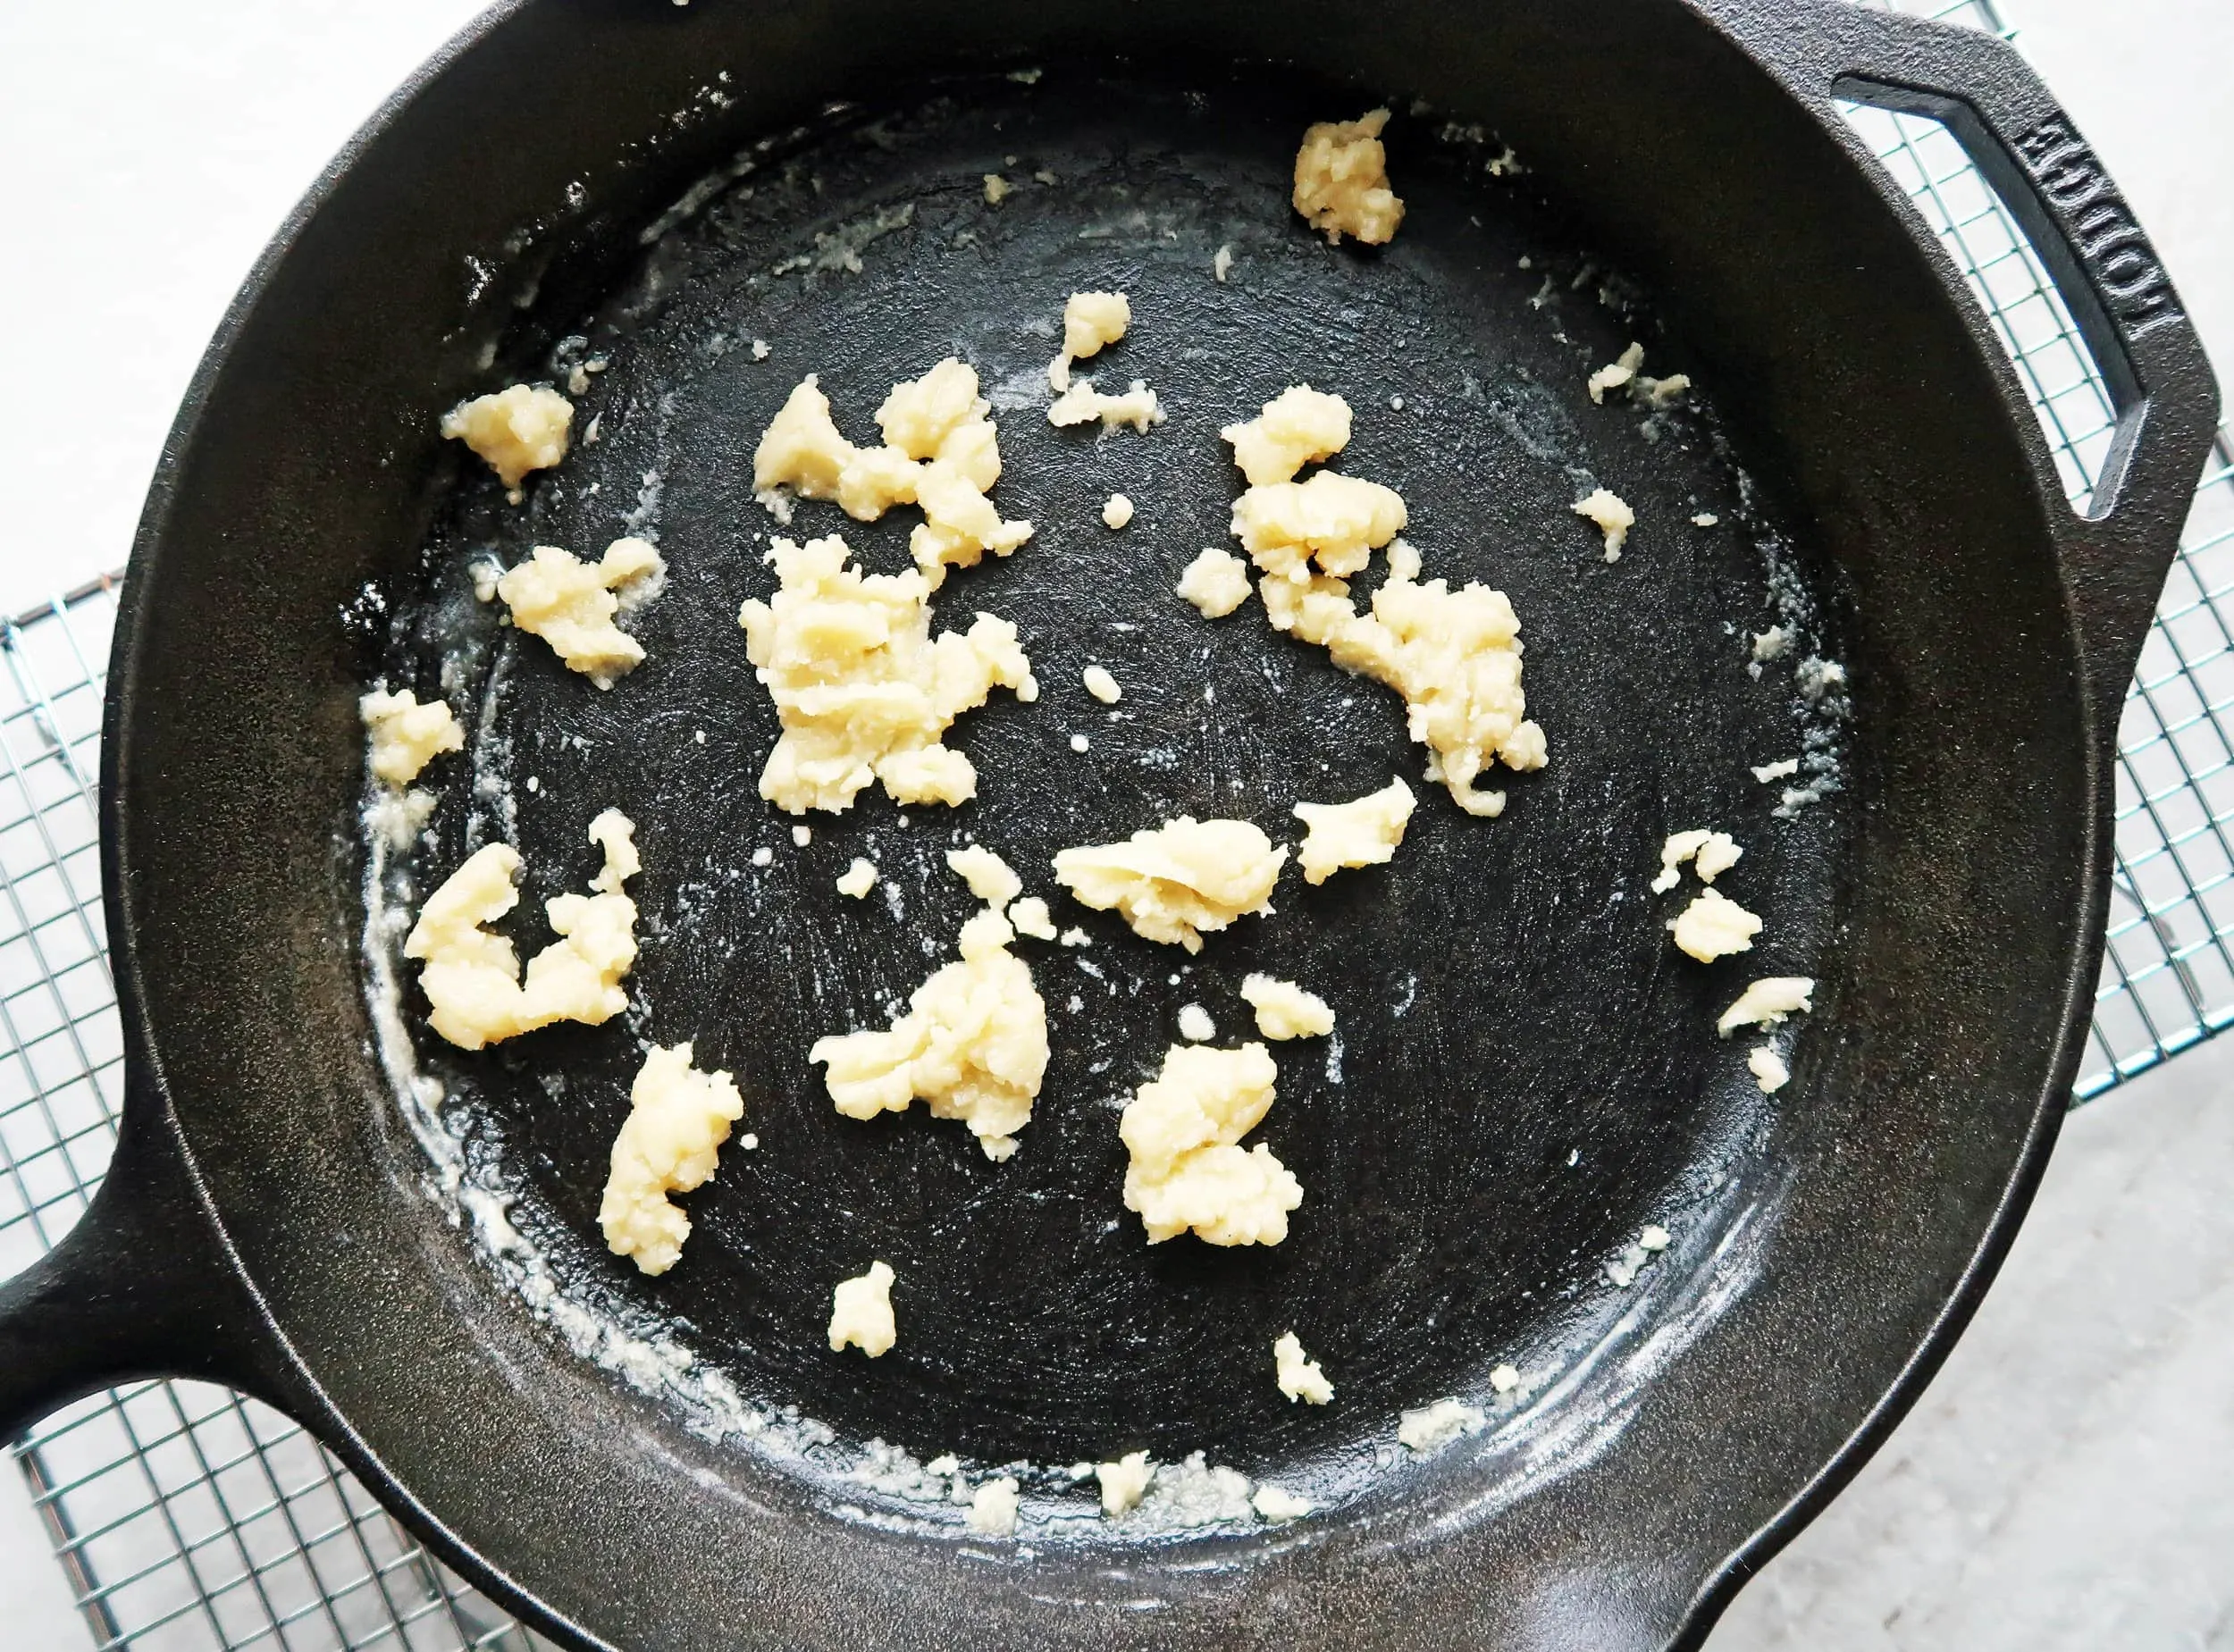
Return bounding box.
[0,0,2219,1647]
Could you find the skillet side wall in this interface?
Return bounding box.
[105,1,2094,1648]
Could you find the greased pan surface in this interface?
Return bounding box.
[2,2,2218,1648]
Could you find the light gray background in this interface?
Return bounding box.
[1,2,2228,1647]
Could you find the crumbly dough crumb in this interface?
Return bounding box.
[1231,471,1408,580]
[1177,1003,1216,1043]
[1292,776,1415,884]
[441,383,573,496]
[1398,1397,1485,1453]
[982,173,1011,205]
[1082,665,1122,704]
[1120,1042,1300,1245]
[1096,1450,1152,1516]
[1651,828,1742,892]
[1749,1044,1791,1094]
[828,1260,897,1355]
[1273,1331,1333,1404]
[1292,108,1405,245]
[739,533,1037,814]
[1669,887,1762,961]
[1573,488,1634,561]
[1214,244,1235,282]
[1176,546,1255,618]
[1588,343,1644,405]
[1048,378,1165,432]
[360,690,464,787]
[1053,817,1288,952]
[599,1043,745,1276]
[1103,493,1136,530]
[836,858,879,899]
[1692,511,1719,528]
[947,843,1024,907]
[1490,1363,1522,1395]
[1259,541,1546,817]
[1239,974,1334,1040]
[1222,386,1354,486]
[967,1476,1020,1537]
[1752,625,1792,662]
[810,906,1048,1160]
[1050,290,1130,391]
[1717,977,1815,1037]
[1751,758,1800,784]
[1006,895,1057,940]
[498,538,665,688]
[404,810,641,1050]
[1252,1485,1311,1522]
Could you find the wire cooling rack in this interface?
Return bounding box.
[4,2,2229,1645]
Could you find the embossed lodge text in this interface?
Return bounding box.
[2012,114,2182,335]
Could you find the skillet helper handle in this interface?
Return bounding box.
[1729,0,2222,727]
[0,1086,278,1438]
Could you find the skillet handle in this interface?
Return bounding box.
[0,1078,281,1438]
[1721,0,2222,731]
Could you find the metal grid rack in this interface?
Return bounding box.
[2,1,2227,1644]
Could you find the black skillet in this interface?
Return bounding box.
[0,0,2219,1647]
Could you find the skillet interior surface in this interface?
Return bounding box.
[366,67,1853,1493]
[102,0,2129,1644]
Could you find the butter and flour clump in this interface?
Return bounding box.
[1293,109,1405,245]
[404,810,641,1050]
[1119,1042,1300,1245]
[739,533,1037,814]
[441,382,572,499]
[1292,777,1415,884]
[497,538,665,688]
[1054,817,1287,952]
[599,1044,745,1276]
[359,690,463,787]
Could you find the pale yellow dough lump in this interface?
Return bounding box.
[1292,776,1415,884]
[836,858,879,899]
[1230,471,1408,581]
[1176,546,1255,618]
[810,908,1049,1161]
[1574,487,1634,561]
[1292,108,1405,246]
[1049,289,1130,391]
[1222,386,1353,487]
[1273,1330,1333,1404]
[404,810,641,1051]
[1096,1451,1152,1516]
[598,1043,745,1276]
[1120,1042,1301,1245]
[359,690,463,787]
[1239,974,1334,1041]
[1053,817,1287,952]
[1652,828,1742,893]
[1669,887,1761,961]
[738,533,1037,814]
[828,1260,897,1355]
[497,538,665,688]
[441,383,573,497]
[1047,379,1166,432]
[1260,541,1547,817]
[1718,977,1814,1037]
[946,843,1023,908]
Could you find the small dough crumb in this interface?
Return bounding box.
[1054,817,1287,952]
[836,858,878,899]
[1059,927,1092,947]
[947,843,1024,908]
[793,824,813,847]
[1231,471,1408,581]
[1292,776,1415,884]
[751,845,774,868]
[1006,895,1057,940]
[1082,665,1122,704]
[1752,625,1792,662]
[1096,1451,1153,1516]
[1588,342,1643,404]
[1214,244,1235,282]
[1692,511,1718,528]
[810,907,1048,1160]
[1573,487,1634,561]
[1749,1044,1791,1094]
[599,1043,745,1276]
[1651,828,1742,892]
[752,338,771,360]
[828,1261,896,1356]
[1049,290,1130,392]
[982,172,1011,205]
[1752,758,1801,784]
[1669,887,1762,961]
[1070,733,1090,754]
[1273,1331,1333,1405]
[1239,974,1334,1040]
[404,810,641,1050]
[1717,977,1815,1037]
[1398,1397,1485,1454]
[967,1476,1020,1537]
[739,533,1037,814]
[1292,108,1405,245]
[1222,386,1353,487]
[360,690,464,787]
[441,383,573,496]
[1048,378,1165,432]
[1253,1485,1311,1522]
[1121,1042,1299,1245]
[1103,492,1135,530]
[1177,1003,1216,1043]
[1490,1363,1521,1395]
[1177,546,1255,618]
[498,538,665,688]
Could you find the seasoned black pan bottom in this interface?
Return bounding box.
[367,68,1852,1526]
